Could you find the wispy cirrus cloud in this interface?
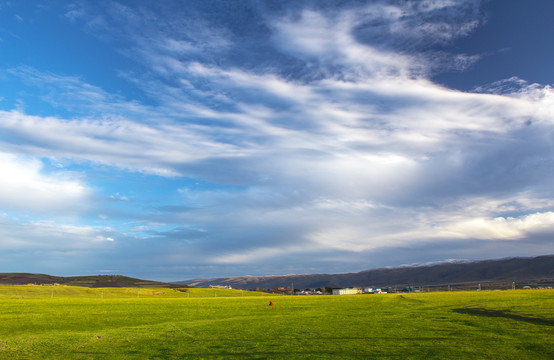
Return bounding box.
[270,0,483,77]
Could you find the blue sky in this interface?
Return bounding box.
[0,0,553,282]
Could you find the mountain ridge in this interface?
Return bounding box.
[175,255,554,289]
[0,273,183,288]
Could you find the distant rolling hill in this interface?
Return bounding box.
[175,255,554,290]
[0,273,184,288]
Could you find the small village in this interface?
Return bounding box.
[223,286,412,295]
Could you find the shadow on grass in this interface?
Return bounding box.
[453,308,554,327]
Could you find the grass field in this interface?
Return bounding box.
[0,285,268,299]
[0,286,552,359]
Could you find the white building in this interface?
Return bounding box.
[332,288,361,295]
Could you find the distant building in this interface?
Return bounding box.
[332,288,361,295]
[209,285,232,289]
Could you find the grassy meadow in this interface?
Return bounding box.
[0,285,267,299]
[0,286,552,359]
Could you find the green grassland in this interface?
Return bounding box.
[0,285,268,299]
[0,286,552,359]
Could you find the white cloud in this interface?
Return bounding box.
[0,152,88,214]
[0,109,243,176]
[211,246,302,264]
[0,217,116,251]
[433,212,554,240]
[303,208,554,255]
[271,9,411,78]
[270,0,482,77]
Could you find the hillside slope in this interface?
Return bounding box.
[0,273,182,288]
[176,255,554,289]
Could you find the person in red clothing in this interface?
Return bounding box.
[269,301,273,306]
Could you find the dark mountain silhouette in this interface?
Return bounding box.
[0,273,183,288]
[175,255,554,289]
